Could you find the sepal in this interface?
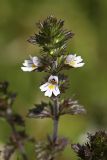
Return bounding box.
[28,101,54,119]
[59,98,86,116]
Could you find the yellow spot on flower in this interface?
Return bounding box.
[32,64,36,69]
[48,84,55,90]
[69,61,76,66]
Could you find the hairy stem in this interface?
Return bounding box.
[6,108,28,160]
[53,97,59,142]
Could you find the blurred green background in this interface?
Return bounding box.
[0,0,107,159]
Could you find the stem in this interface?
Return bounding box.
[11,124,28,160]
[52,97,59,142]
[6,108,28,160]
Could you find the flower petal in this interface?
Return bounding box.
[74,62,85,68]
[32,56,40,65]
[45,89,52,97]
[67,54,74,60]
[40,83,49,91]
[23,60,33,66]
[48,75,58,84]
[53,86,60,96]
[76,56,83,63]
[21,67,35,72]
[48,75,54,81]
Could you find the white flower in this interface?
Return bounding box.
[65,54,85,68]
[21,56,40,72]
[40,75,60,97]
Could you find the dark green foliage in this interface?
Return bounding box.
[72,131,107,160]
[28,16,74,54]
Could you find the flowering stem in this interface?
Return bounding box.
[52,97,59,142]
